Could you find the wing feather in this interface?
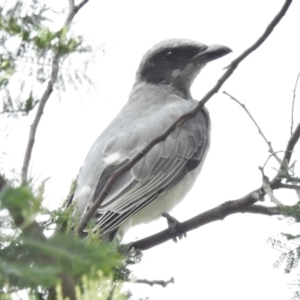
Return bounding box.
[75,98,210,237]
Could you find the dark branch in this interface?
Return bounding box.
[132,277,174,287]
[65,0,89,26]
[272,123,300,188]
[77,0,293,234]
[126,191,263,251]
[75,0,89,12]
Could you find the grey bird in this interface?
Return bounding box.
[72,39,231,240]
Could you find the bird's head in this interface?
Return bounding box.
[136,39,232,98]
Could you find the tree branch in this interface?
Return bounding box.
[65,0,89,27]
[243,204,280,216]
[272,123,300,187]
[132,277,174,287]
[278,183,300,190]
[291,71,300,135]
[77,0,293,234]
[260,168,284,206]
[126,191,264,251]
[223,91,281,164]
[21,0,90,184]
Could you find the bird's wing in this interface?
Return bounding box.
[79,101,209,236]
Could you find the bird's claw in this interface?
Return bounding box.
[162,212,187,242]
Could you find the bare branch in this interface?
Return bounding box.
[261,172,284,206]
[132,277,174,287]
[278,183,300,190]
[21,0,90,184]
[75,0,89,12]
[126,191,264,251]
[65,0,89,27]
[272,123,300,186]
[244,204,280,216]
[262,150,286,169]
[77,0,293,234]
[291,71,300,135]
[223,91,281,164]
[126,197,282,251]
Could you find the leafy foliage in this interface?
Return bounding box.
[0,183,131,299]
[273,246,300,274]
[0,0,96,116]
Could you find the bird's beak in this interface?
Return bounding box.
[193,44,232,62]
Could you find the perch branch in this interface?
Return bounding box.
[126,191,264,250]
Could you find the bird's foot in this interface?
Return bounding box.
[162,213,186,242]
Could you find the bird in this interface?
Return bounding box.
[72,39,231,241]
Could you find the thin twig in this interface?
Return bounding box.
[262,151,286,169]
[77,0,293,234]
[21,0,90,184]
[291,71,300,135]
[133,277,174,287]
[223,91,281,164]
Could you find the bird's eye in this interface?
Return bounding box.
[165,51,178,63]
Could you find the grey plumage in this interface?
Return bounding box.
[73,39,231,240]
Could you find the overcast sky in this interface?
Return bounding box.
[2,0,300,299]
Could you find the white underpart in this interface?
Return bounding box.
[117,161,203,237]
[75,185,92,213]
[103,152,123,165]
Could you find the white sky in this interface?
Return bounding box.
[2,0,300,299]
